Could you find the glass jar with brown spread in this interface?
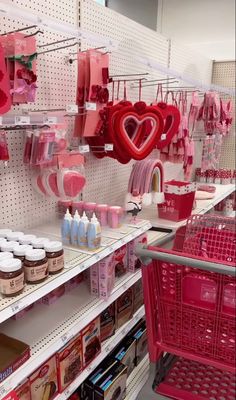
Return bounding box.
[44,241,64,275]
[0,259,25,296]
[13,244,33,262]
[24,249,48,283]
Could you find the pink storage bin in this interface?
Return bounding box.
[158,180,196,221]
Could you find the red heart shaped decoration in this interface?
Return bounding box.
[155,102,180,150]
[114,104,164,160]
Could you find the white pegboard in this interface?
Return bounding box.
[0,0,213,230]
[212,61,235,170]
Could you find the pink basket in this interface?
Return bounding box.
[183,214,236,263]
[155,355,236,400]
[158,180,196,221]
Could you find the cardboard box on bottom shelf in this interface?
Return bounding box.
[132,279,144,314]
[94,363,127,400]
[100,303,116,342]
[0,333,30,384]
[82,317,101,368]
[129,319,148,366]
[115,288,133,330]
[56,334,83,393]
[112,337,136,377]
[15,379,31,400]
[29,355,58,400]
[82,358,120,400]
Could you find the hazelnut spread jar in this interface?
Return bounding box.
[0,259,25,296]
[44,241,64,275]
[13,245,33,262]
[24,249,48,283]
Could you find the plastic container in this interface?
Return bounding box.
[78,212,89,249]
[31,237,51,249]
[1,241,19,252]
[83,202,97,219]
[87,213,102,251]
[13,245,33,262]
[45,241,64,275]
[0,258,24,296]
[0,252,14,261]
[70,210,80,245]
[107,206,123,229]
[24,249,48,283]
[96,204,108,226]
[72,201,84,216]
[61,209,72,245]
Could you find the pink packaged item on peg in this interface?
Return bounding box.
[214,169,221,184]
[96,204,108,226]
[98,253,115,300]
[83,202,97,219]
[72,201,84,216]
[127,233,147,273]
[108,206,124,229]
[206,169,215,183]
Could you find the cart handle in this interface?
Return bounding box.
[136,244,236,276]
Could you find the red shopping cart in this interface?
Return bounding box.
[138,214,236,400]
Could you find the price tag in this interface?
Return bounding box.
[66,104,78,114]
[95,254,100,261]
[79,145,90,154]
[61,332,73,345]
[14,115,30,125]
[104,144,114,151]
[43,116,57,124]
[121,328,126,336]
[85,102,97,111]
[123,283,128,291]
[0,116,2,125]
[121,239,125,245]
[109,246,114,252]
[161,133,166,140]
[64,388,71,398]
[131,232,136,239]
[11,301,21,314]
[105,345,111,353]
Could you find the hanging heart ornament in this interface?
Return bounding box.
[114,102,164,160]
[155,101,181,150]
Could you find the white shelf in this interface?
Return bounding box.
[140,184,235,230]
[55,306,145,400]
[0,220,151,324]
[125,354,150,400]
[0,270,143,399]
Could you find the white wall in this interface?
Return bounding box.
[158,0,235,60]
[107,0,158,31]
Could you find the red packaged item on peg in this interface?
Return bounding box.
[0,43,11,114]
[0,131,9,161]
[214,169,221,184]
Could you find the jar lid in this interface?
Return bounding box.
[0,229,12,238]
[25,249,46,261]
[108,206,123,214]
[13,244,33,257]
[1,241,19,252]
[0,258,22,272]
[0,252,14,261]
[44,241,63,253]
[19,234,36,245]
[96,204,108,210]
[6,231,24,241]
[31,238,50,249]
[0,238,7,244]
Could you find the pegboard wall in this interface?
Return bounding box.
[212,61,235,170]
[0,0,212,229]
